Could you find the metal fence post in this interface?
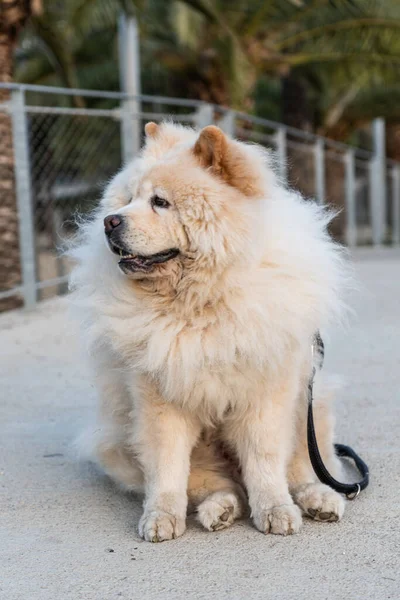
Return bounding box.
[10,88,37,310]
[369,158,382,246]
[120,100,139,163]
[344,149,357,247]
[314,138,325,204]
[392,165,400,245]
[370,118,386,246]
[275,126,287,183]
[194,103,213,129]
[118,12,141,163]
[218,109,235,136]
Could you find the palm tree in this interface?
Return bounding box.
[0,0,41,310]
[15,1,400,123]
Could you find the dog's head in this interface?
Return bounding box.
[101,122,270,281]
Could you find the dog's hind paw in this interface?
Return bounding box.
[197,490,243,532]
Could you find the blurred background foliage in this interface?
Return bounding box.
[10,0,400,157]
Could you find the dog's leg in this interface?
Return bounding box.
[188,437,247,531]
[288,378,345,523]
[132,378,201,542]
[222,369,303,536]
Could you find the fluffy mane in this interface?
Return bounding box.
[69,122,349,420]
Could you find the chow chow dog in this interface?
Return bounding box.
[70,121,348,542]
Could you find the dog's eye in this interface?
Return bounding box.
[151,195,170,209]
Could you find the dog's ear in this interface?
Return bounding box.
[144,122,159,138]
[193,126,228,177]
[193,125,263,197]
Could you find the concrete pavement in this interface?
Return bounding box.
[1,249,399,599]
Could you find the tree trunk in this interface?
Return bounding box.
[282,75,313,132]
[386,123,400,162]
[0,0,36,310]
[282,75,317,201]
[0,38,23,310]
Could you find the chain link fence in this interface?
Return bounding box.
[0,83,399,311]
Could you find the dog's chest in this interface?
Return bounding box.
[120,310,271,417]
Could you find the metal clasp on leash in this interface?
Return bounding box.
[346,484,361,501]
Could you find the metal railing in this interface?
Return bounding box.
[0,82,399,311]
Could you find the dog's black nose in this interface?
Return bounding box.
[104,214,122,234]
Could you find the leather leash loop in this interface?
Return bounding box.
[307,333,370,498]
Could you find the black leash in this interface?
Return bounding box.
[307,333,369,499]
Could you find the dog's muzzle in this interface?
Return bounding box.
[104,214,179,274]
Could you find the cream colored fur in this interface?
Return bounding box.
[70,122,348,541]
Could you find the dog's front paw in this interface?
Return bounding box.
[293,483,345,522]
[253,503,302,536]
[138,509,186,542]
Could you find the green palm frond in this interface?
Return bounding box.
[71,0,142,34]
[276,18,400,51]
[345,84,400,121]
